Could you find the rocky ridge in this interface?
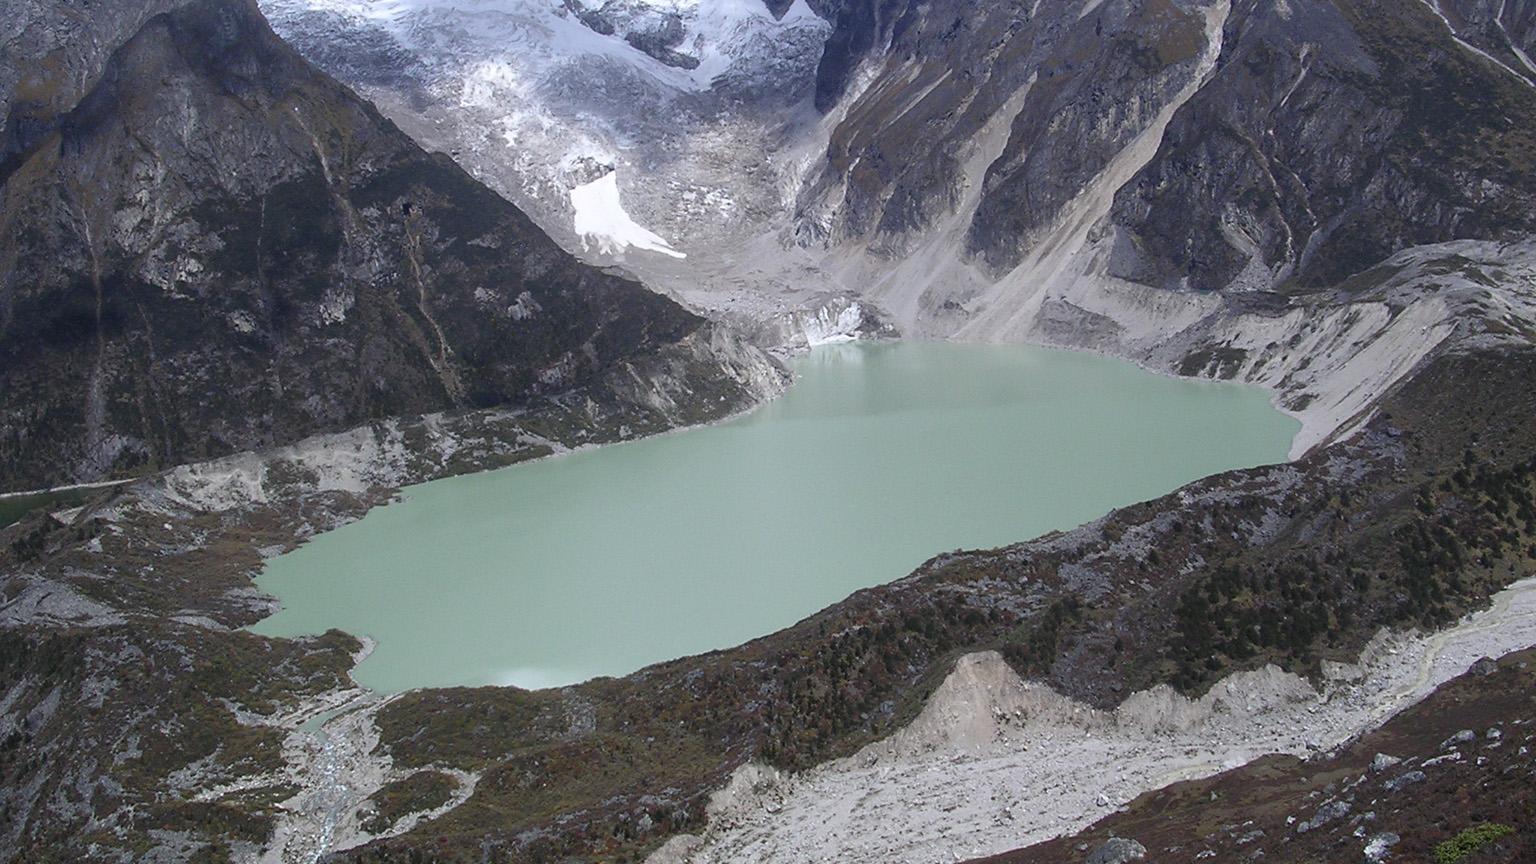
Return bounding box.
[0,313,782,862]
[0,0,772,491]
[310,324,1536,864]
[650,574,1536,863]
[973,644,1536,864]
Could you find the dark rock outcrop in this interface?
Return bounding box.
[800,0,1536,291]
[624,12,701,70]
[0,0,722,490]
[965,0,1214,273]
[811,0,898,113]
[1110,0,1536,291]
[1084,837,1148,864]
[796,0,1229,260]
[1440,0,1536,83]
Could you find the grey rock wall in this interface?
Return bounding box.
[0,0,734,490]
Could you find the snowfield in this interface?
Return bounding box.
[570,171,688,258]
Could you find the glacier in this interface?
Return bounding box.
[801,302,863,347]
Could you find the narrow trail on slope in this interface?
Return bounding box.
[1143,578,1536,789]
[1387,577,1536,712]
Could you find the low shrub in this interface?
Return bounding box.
[1434,823,1515,864]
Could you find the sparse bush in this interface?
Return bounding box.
[1433,823,1515,864]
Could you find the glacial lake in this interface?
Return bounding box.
[252,341,1298,693]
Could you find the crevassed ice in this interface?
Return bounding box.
[269,0,827,93]
[803,303,863,347]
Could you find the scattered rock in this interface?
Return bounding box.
[1370,753,1401,773]
[1382,770,1426,793]
[1363,831,1400,862]
[1295,800,1350,834]
[1085,837,1146,864]
[1442,729,1476,749]
[1468,656,1499,676]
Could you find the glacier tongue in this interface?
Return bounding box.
[570,172,688,259]
[800,302,863,347]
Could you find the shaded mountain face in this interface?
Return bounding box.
[798,0,1536,283]
[1106,0,1536,291]
[1439,0,1536,74]
[796,0,1224,257]
[0,0,709,490]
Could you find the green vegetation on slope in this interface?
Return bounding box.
[1435,824,1517,864]
[360,772,459,835]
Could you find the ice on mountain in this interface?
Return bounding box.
[569,171,688,259]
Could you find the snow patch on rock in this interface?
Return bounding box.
[570,171,687,259]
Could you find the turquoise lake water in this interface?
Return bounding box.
[252,341,1298,693]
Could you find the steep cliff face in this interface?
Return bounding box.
[1437,0,1536,81]
[965,0,1215,273]
[0,0,186,150]
[0,0,729,491]
[256,0,1536,344]
[799,0,1536,290]
[790,0,1221,258]
[775,0,1536,458]
[1109,0,1536,292]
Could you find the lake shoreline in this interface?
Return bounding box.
[252,339,1299,694]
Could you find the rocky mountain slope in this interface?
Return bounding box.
[972,646,1536,864]
[3,256,1523,862]
[0,0,772,491]
[0,323,781,862]
[654,580,1536,863]
[260,0,1536,307]
[3,1,1536,863]
[796,0,1536,280]
[793,0,1536,453]
[263,0,1536,451]
[255,0,831,255]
